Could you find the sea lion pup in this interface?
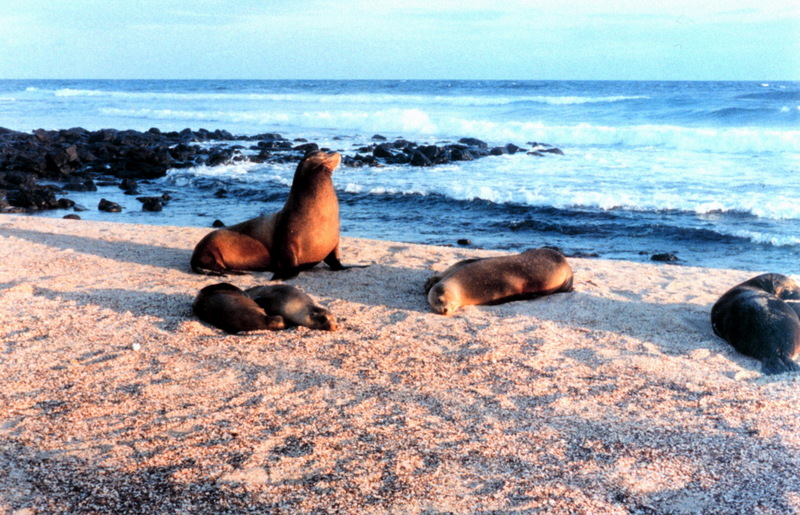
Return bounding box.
[424,247,574,316]
[191,151,356,279]
[192,283,286,334]
[711,273,800,375]
[245,284,338,331]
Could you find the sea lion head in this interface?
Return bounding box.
[775,275,800,300]
[428,281,461,316]
[307,305,338,331]
[301,150,341,173]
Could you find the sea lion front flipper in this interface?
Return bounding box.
[424,258,483,293]
[423,276,442,293]
[322,249,369,272]
[322,246,349,271]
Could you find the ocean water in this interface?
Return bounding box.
[1,79,799,274]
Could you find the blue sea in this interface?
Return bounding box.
[1,79,799,273]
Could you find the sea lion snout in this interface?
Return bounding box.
[428,283,458,316]
[310,307,338,331]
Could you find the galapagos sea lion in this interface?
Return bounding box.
[190,151,356,279]
[711,273,800,375]
[424,247,574,316]
[192,283,285,334]
[193,282,338,334]
[245,284,338,331]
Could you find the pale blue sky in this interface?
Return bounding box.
[1,0,798,80]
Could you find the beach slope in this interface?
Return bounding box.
[0,215,798,513]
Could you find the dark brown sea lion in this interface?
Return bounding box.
[192,283,285,334]
[424,247,574,316]
[190,151,356,279]
[245,284,338,331]
[711,273,800,375]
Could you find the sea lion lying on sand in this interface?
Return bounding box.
[193,283,285,334]
[711,273,800,375]
[424,247,574,316]
[193,282,337,334]
[191,151,361,279]
[244,284,338,331]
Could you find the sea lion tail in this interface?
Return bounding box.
[761,355,800,375]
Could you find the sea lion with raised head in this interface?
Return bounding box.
[245,284,338,331]
[191,151,356,279]
[711,273,800,375]
[192,283,286,334]
[424,247,574,316]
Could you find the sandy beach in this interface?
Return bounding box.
[1,214,798,514]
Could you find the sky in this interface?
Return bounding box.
[0,0,798,80]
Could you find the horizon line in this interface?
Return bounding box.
[2,77,799,82]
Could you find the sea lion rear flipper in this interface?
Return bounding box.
[191,266,248,277]
[271,268,301,281]
[264,315,286,331]
[761,355,800,375]
[559,273,575,293]
[332,263,370,271]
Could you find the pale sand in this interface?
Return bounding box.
[1,214,799,514]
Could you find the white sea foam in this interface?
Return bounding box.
[442,120,800,154]
[524,95,649,105]
[96,105,800,154]
[325,148,800,223]
[170,161,261,179]
[99,107,294,125]
[450,121,800,153]
[51,87,647,108]
[7,79,799,273]
[729,230,800,247]
[435,182,800,221]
